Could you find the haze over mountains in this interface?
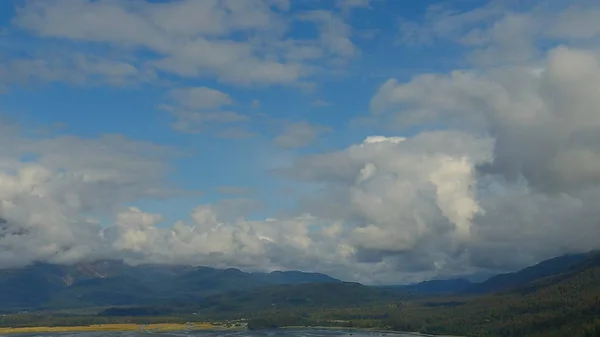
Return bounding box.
[0,260,340,310]
[1,251,598,312]
[0,250,599,336]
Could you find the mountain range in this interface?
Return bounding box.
[0,260,340,310]
[0,251,598,312]
[2,251,600,336]
[245,251,600,336]
[391,251,594,295]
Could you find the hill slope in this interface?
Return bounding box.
[385,278,473,294]
[97,281,406,319]
[450,252,600,336]
[3,253,600,336]
[0,261,341,310]
[464,252,592,294]
[245,252,600,336]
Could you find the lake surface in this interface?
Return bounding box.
[1,329,422,337]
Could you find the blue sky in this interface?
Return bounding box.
[0,0,466,223]
[2,0,600,283]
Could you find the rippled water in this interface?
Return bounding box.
[2,329,421,337]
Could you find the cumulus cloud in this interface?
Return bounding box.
[2,117,600,284]
[0,122,180,268]
[371,46,600,193]
[5,0,600,286]
[277,131,496,280]
[364,20,600,277]
[0,117,498,283]
[0,119,342,276]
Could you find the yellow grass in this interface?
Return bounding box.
[0,322,219,334]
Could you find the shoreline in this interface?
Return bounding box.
[0,322,241,335]
[279,326,464,337]
[0,324,461,337]
[276,326,462,337]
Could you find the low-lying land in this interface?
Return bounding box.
[1,252,600,337]
[0,322,231,334]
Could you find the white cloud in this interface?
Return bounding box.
[0,117,500,283]
[397,1,504,46]
[5,0,600,285]
[160,87,247,133]
[282,132,491,257]
[168,110,249,134]
[3,114,600,283]
[0,53,156,88]
[108,205,336,273]
[372,45,600,193]
[298,10,356,60]
[168,87,232,110]
[113,207,163,252]
[0,122,181,268]
[398,1,600,65]
[273,121,331,149]
[11,0,356,86]
[356,11,600,278]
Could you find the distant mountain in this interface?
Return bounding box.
[450,251,600,336]
[5,252,600,336]
[507,251,600,295]
[382,278,473,294]
[245,252,600,336]
[402,278,473,294]
[0,260,341,311]
[2,251,598,312]
[98,281,405,318]
[464,252,593,294]
[378,252,595,296]
[260,270,341,284]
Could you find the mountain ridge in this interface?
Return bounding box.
[463,251,594,294]
[0,260,341,310]
[1,251,599,311]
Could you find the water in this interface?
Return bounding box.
[1,329,421,337]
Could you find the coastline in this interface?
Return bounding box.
[0,322,241,335]
[277,326,462,337]
[0,324,461,336]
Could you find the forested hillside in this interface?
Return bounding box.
[2,253,600,337]
[0,260,340,310]
[247,252,600,337]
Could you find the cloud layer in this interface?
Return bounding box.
[10,0,354,86]
[3,0,600,285]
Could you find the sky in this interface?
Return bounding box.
[2,0,600,285]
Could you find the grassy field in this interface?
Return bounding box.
[0,322,221,334]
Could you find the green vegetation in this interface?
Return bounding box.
[0,322,223,335]
[0,261,340,310]
[2,252,600,336]
[245,256,600,337]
